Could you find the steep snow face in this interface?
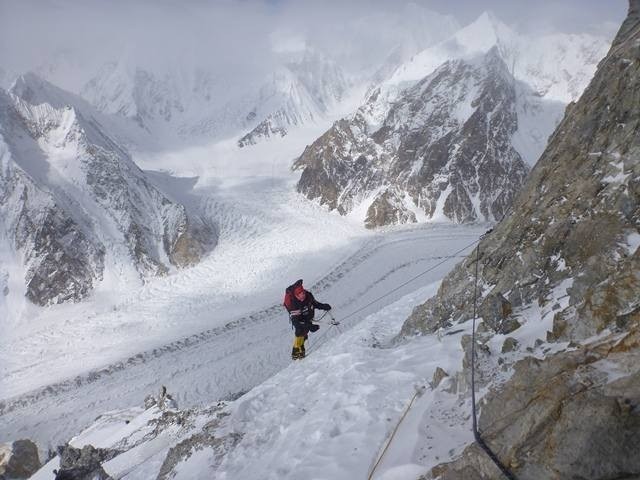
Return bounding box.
[0,74,215,306]
[387,12,512,89]
[514,32,611,103]
[294,48,529,228]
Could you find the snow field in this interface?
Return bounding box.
[206,282,475,480]
[0,167,485,458]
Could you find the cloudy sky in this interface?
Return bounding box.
[402,0,626,31]
[0,0,629,89]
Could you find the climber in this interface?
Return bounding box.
[283,279,331,359]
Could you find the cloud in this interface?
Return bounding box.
[0,0,627,91]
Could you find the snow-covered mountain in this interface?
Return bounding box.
[238,50,349,147]
[79,59,246,145]
[380,11,608,164]
[22,3,637,478]
[292,11,610,228]
[77,50,352,150]
[294,47,530,227]
[0,73,215,306]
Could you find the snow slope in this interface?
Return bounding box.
[29,251,563,480]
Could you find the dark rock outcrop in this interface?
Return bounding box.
[426,323,640,480]
[0,439,41,479]
[53,444,119,480]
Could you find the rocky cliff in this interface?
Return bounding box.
[400,2,640,478]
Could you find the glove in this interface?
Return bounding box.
[309,324,320,332]
[325,304,332,311]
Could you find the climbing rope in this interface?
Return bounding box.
[471,241,517,480]
[304,229,516,478]
[367,385,425,480]
[338,237,482,324]
[305,238,479,355]
[306,312,341,354]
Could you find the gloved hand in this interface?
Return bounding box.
[309,324,320,332]
[325,304,332,311]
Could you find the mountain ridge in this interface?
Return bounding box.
[0,74,216,306]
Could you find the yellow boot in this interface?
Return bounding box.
[292,336,305,359]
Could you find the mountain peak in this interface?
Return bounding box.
[452,11,514,54]
[10,72,50,104]
[10,72,85,112]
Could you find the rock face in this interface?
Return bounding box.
[28,392,240,480]
[403,2,640,478]
[428,325,640,480]
[0,439,41,479]
[0,74,216,306]
[294,48,530,228]
[237,111,288,147]
[54,444,118,480]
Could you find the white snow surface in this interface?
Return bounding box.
[0,10,617,479]
[0,112,488,473]
[212,282,473,480]
[27,262,584,480]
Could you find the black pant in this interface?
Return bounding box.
[292,319,312,338]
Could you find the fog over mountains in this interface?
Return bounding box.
[1,3,638,480]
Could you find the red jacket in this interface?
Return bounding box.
[288,290,331,324]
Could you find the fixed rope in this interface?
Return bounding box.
[305,238,480,355]
[471,241,517,480]
[306,312,340,354]
[306,229,516,478]
[366,385,425,480]
[338,237,482,324]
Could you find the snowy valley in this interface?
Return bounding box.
[1,1,638,480]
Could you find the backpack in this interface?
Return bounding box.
[283,279,303,313]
